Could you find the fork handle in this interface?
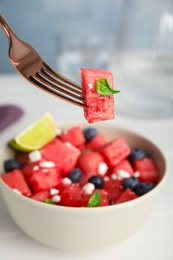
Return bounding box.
[0,14,18,43]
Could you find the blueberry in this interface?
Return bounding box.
[83,128,98,142]
[69,168,83,182]
[135,182,154,196]
[122,177,140,191]
[128,148,149,163]
[4,159,22,172]
[88,175,104,189]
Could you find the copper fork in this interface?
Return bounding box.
[0,14,87,108]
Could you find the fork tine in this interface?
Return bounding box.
[36,71,83,100]
[30,74,87,108]
[43,62,82,91]
[40,68,82,96]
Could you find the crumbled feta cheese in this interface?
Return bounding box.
[88,83,93,89]
[98,162,108,176]
[104,176,110,182]
[134,171,140,178]
[13,188,22,195]
[39,161,55,168]
[65,142,80,153]
[62,177,72,185]
[42,169,48,173]
[111,173,118,180]
[82,183,95,195]
[28,150,41,162]
[56,128,63,136]
[51,195,61,203]
[116,169,130,180]
[33,165,39,171]
[50,188,59,196]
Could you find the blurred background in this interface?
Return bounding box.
[0,0,123,74]
[0,0,173,118]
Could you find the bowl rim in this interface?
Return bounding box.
[0,122,168,213]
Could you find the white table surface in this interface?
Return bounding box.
[0,74,173,260]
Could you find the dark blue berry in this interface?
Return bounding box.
[128,148,149,163]
[69,168,83,182]
[88,175,104,189]
[122,177,140,191]
[135,182,154,196]
[83,128,98,142]
[4,159,22,172]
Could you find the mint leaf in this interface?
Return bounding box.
[95,78,120,96]
[87,191,101,207]
[44,199,55,204]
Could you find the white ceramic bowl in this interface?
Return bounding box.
[0,122,167,251]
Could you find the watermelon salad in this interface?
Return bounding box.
[1,125,161,208]
[80,68,120,123]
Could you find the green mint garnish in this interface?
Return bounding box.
[44,199,55,204]
[87,191,101,207]
[95,78,120,96]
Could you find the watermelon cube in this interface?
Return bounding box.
[60,183,82,207]
[133,157,160,184]
[1,169,32,196]
[100,138,131,167]
[31,190,50,201]
[86,133,107,151]
[77,150,105,185]
[113,159,134,176]
[59,126,85,148]
[104,179,124,204]
[80,68,115,123]
[41,138,80,176]
[29,167,61,193]
[116,188,138,204]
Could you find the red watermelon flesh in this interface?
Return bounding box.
[116,188,138,204]
[112,159,134,176]
[80,68,114,123]
[59,126,85,148]
[100,138,131,167]
[31,190,50,201]
[60,183,82,207]
[133,158,160,184]
[1,169,32,196]
[77,150,105,185]
[86,133,107,151]
[29,167,61,193]
[41,138,80,176]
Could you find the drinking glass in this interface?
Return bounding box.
[55,24,113,83]
[112,0,173,118]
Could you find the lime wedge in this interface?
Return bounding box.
[10,113,56,152]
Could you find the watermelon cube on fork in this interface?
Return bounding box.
[80,68,119,123]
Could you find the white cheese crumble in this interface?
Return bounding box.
[50,188,59,196]
[39,161,55,168]
[33,165,39,171]
[65,142,80,153]
[111,173,118,180]
[116,169,130,180]
[62,177,72,185]
[98,162,108,176]
[104,176,110,182]
[51,195,61,203]
[82,183,95,195]
[28,150,41,162]
[56,128,63,136]
[88,83,93,89]
[13,188,22,195]
[134,171,140,178]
